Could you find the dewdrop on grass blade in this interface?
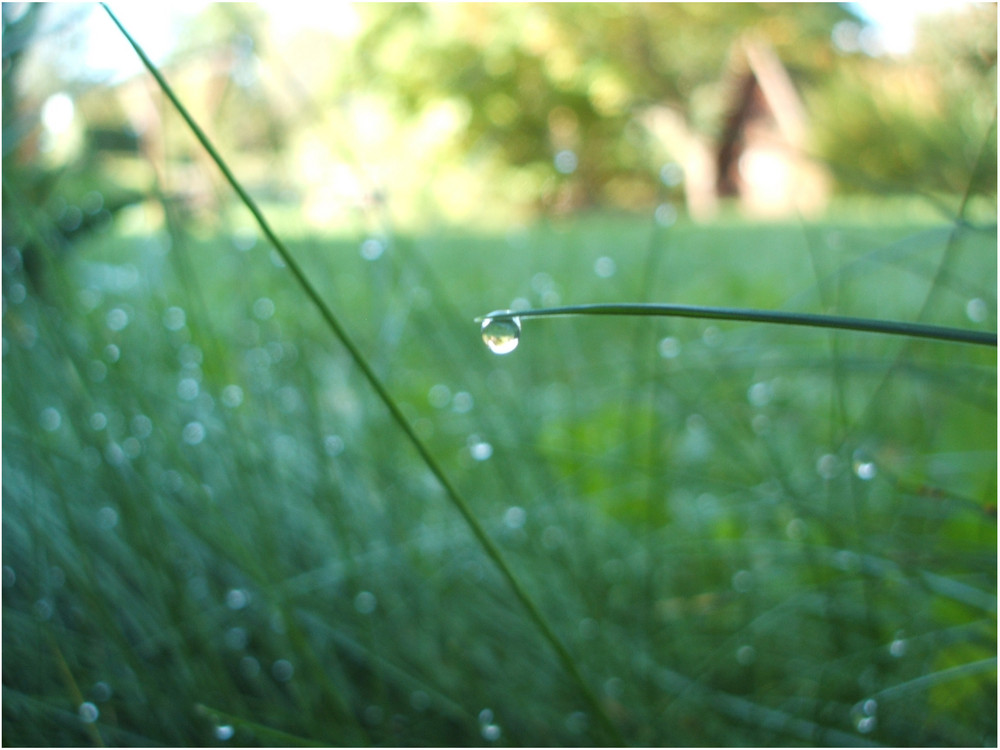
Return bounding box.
[481,310,521,354]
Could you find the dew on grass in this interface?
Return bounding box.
[96,506,118,530]
[481,724,501,742]
[565,711,588,734]
[786,518,807,541]
[240,655,260,678]
[177,378,199,401]
[214,725,235,741]
[106,307,129,331]
[39,407,61,432]
[428,383,451,408]
[360,237,385,261]
[33,598,53,621]
[178,343,203,367]
[104,442,128,466]
[252,297,275,320]
[363,705,384,726]
[503,505,526,529]
[269,249,286,268]
[233,230,257,252]
[226,589,249,610]
[182,421,205,445]
[554,149,578,174]
[225,626,248,650]
[660,161,684,187]
[452,391,473,413]
[889,636,907,658]
[354,590,377,614]
[88,360,108,382]
[90,412,108,431]
[481,311,521,354]
[91,681,112,702]
[104,344,120,362]
[966,297,987,323]
[78,702,99,723]
[221,385,244,408]
[162,306,186,331]
[658,336,680,359]
[854,461,877,480]
[478,708,494,725]
[542,524,565,550]
[7,283,26,304]
[736,645,756,665]
[816,453,839,479]
[469,439,493,461]
[747,381,773,407]
[323,434,345,456]
[131,414,153,438]
[731,569,753,593]
[594,255,616,278]
[655,202,678,227]
[271,659,294,682]
[851,699,877,734]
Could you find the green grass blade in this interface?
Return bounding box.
[100,4,623,743]
[478,302,997,346]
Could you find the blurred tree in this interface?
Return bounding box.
[809,3,996,200]
[350,3,853,212]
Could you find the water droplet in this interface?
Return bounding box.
[323,434,345,456]
[226,589,249,610]
[655,202,678,227]
[240,655,260,678]
[731,569,753,593]
[182,421,205,445]
[747,381,773,407]
[816,453,839,480]
[658,336,681,359]
[221,385,244,408]
[354,590,377,614]
[565,711,588,734]
[554,149,577,174]
[252,297,275,320]
[481,311,520,355]
[177,377,200,401]
[852,449,877,480]
[96,506,119,530]
[91,681,112,702]
[736,644,756,665]
[131,414,153,438]
[105,307,129,331]
[889,637,906,658]
[428,383,451,408]
[104,344,120,362]
[503,506,526,529]
[225,626,248,650]
[469,440,493,461]
[39,407,61,432]
[89,412,108,431]
[271,659,294,682]
[478,708,494,725]
[360,237,385,261]
[481,724,501,741]
[78,702,99,723]
[215,724,235,741]
[163,306,186,331]
[452,391,473,413]
[594,256,616,278]
[660,161,684,187]
[966,297,987,323]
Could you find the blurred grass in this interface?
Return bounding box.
[3,189,996,744]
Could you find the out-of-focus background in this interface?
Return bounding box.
[3,3,996,747]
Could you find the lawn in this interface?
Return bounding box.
[2,197,996,745]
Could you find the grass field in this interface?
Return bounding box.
[2,186,996,746]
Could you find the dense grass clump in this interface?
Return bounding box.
[2,8,997,748]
